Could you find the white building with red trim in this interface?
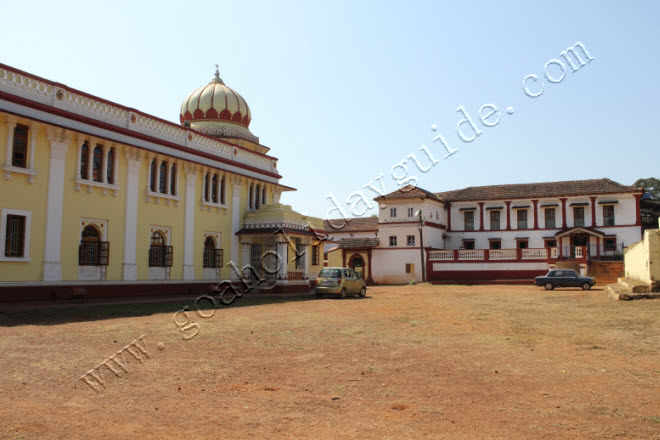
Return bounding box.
[326,179,644,284]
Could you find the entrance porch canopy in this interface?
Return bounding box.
[555,226,606,239]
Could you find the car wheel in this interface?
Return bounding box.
[315,291,323,298]
[358,287,366,298]
[582,282,591,291]
[544,282,554,291]
[339,288,346,298]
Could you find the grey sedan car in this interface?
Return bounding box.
[534,269,596,291]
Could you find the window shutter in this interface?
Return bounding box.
[215,249,223,268]
[164,246,173,267]
[149,246,158,267]
[100,242,110,266]
[78,244,84,265]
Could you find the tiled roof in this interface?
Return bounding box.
[375,185,444,203]
[435,178,641,202]
[323,216,379,233]
[338,238,379,248]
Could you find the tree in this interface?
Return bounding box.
[634,177,660,200]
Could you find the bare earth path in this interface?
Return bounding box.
[0,285,658,439]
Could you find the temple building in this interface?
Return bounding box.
[0,63,324,300]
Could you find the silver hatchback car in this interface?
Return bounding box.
[315,267,367,298]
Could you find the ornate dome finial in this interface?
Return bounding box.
[212,64,225,85]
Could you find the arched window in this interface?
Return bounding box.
[149,231,172,267]
[262,186,267,206]
[203,236,222,268]
[220,176,226,204]
[92,145,104,182]
[150,159,157,192]
[159,162,167,193]
[249,184,254,210]
[170,164,176,195]
[211,174,218,203]
[203,173,209,202]
[106,148,115,184]
[255,184,260,209]
[80,142,90,180]
[79,225,108,266]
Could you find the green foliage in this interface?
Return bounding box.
[634,177,660,199]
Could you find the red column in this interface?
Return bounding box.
[446,203,452,231]
[505,201,511,230]
[634,194,642,226]
[532,199,539,229]
[596,236,600,258]
[478,202,484,231]
[559,198,568,228]
[590,196,597,227]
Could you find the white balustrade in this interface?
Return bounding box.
[521,248,548,259]
[458,249,484,260]
[429,250,454,260]
[489,249,517,260]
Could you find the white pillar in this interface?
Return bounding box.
[43,128,70,281]
[183,164,197,280]
[101,144,108,184]
[165,161,172,195]
[173,162,179,196]
[230,175,242,280]
[4,116,16,167]
[122,147,142,280]
[87,138,94,181]
[75,139,83,180]
[28,123,39,170]
[301,243,309,280]
[276,240,288,282]
[112,146,118,185]
[155,158,161,192]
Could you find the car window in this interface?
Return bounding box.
[319,269,340,278]
[548,271,557,277]
[350,270,358,278]
[343,269,351,278]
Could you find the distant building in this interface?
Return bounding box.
[326,179,644,284]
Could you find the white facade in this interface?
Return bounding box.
[358,183,643,284]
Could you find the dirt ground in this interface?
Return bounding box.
[0,284,659,439]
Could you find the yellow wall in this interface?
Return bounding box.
[61,139,127,281]
[0,110,284,285]
[0,120,48,281]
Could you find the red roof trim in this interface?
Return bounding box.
[0,62,270,160]
[0,91,286,182]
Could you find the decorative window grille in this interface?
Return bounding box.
[4,215,25,257]
[78,225,109,266]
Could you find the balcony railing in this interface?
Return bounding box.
[428,244,625,263]
[429,247,563,262]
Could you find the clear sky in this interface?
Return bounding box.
[2,0,658,219]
